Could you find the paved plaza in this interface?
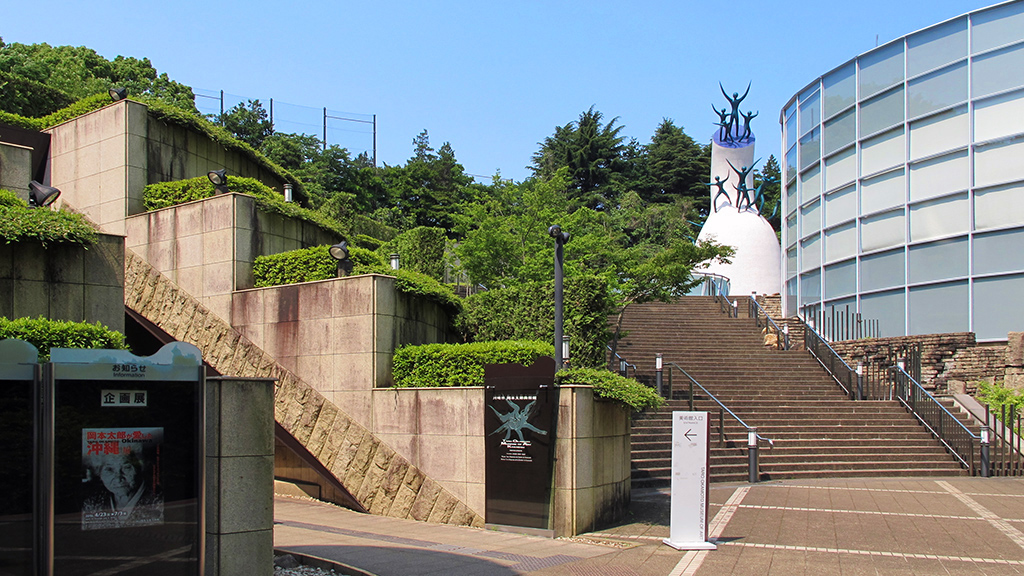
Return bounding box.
[275,477,1024,575]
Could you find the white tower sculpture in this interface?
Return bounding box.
[695,84,781,296]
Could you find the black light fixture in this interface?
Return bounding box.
[109,87,128,101]
[329,241,353,276]
[28,181,61,208]
[207,169,229,195]
[390,253,400,270]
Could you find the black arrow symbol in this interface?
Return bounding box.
[684,429,697,441]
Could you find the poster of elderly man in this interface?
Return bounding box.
[81,427,164,530]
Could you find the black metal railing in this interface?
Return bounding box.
[802,304,880,342]
[667,362,772,483]
[986,404,1024,476]
[891,365,979,475]
[746,297,789,350]
[802,317,858,398]
[607,346,638,379]
[714,292,737,318]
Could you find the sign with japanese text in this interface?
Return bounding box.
[664,411,716,550]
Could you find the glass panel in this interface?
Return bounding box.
[859,42,904,99]
[861,169,905,215]
[974,274,1024,340]
[909,106,968,160]
[800,164,821,206]
[908,18,967,77]
[824,63,857,118]
[801,200,821,237]
[824,147,856,191]
[861,128,905,176]
[800,90,821,135]
[975,136,1024,188]
[861,248,905,292]
[800,270,821,306]
[909,193,968,242]
[908,281,968,335]
[908,236,968,284]
[786,278,798,316]
[909,150,969,202]
[972,1,1024,54]
[785,145,797,183]
[787,246,797,276]
[825,184,857,228]
[825,222,857,263]
[824,259,857,299]
[974,228,1024,274]
[860,87,905,136]
[800,127,821,170]
[801,233,821,271]
[973,43,1024,99]
[975,89,1024,142]
[860,289,906,337]
[975,181,1024,231]
[787,212,797,248]
[785,183,797,218]
[907,62,967,118]
[823,108,856,156]
[862,209,905,252]
[786,112,798,151]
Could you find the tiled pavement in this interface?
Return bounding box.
[275,477,1024,575]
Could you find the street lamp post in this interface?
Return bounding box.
[549,225,570,371]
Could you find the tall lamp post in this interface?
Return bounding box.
[549,225,570,371]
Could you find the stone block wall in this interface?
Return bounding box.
[0,233,125,331]
[0,141,33,199]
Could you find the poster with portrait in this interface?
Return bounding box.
[81,427,164,530]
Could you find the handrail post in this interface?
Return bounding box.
[655,353,664,398]
[667,364,673,399]
[748,427,759,483]
[719,407,725,446]
[731,299,738,318]
[688,376,694,411]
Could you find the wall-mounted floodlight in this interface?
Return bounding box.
[207,169,229,195]
[390,253,400,270]
[28,181,61,208]
[329,241,353,276]
[109,87,128,101]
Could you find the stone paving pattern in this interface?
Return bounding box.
[124,250,484,528]
[276,477,1024,575]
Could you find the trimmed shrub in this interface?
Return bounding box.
[0,202,97,246]
[456,275,615,369]
[392,340,554,388]
[0,317,127,361]
[555,367,665,412]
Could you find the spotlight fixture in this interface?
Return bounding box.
[548,224,569,243]
[329,241,353,276]
[207,169,229,194]
[109,87,128,101]
[28,181,61,208]
[390,253,400,270]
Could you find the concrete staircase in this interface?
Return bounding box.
[616,297,969,486]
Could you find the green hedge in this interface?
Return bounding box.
[456,275,614,369]
[0,93,112,130]
[0,70,76,117]
[0,195,97,246]
[555,367,664,412]
[392,340,554,388]
[0,317,127,361]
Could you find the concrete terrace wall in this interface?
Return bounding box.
[47,100,288,237]
[232,275,450,428]
[0,141,33,199]
[0,233,125,331]
[125,193,338,321]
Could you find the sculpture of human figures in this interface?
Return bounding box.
[712,105,733,142]
[727,158,760,212]
[720,82,751,136]
[741,110,758,140]
[707,176,730,212]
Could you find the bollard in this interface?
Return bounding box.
[856,362,864,401]
[619,359,627,378]
[731,300,738,318]
[655,353,664,397]
[981,424,991,477]
[748,427,759,483]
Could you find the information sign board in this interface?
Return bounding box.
[664,411,716,550]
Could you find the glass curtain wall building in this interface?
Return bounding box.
[781,0,1024,341]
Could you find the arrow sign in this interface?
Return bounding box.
[684,429,697,441]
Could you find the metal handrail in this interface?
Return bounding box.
[746,297,789,350]
[795,315,858,398]
[692,271,731,298]
[607,346,637,378]
[667,362,773,447]
[892,365,979,474]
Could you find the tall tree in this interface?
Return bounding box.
[754,154,782,233]
[214,99,273,149]
[645,119,710,214]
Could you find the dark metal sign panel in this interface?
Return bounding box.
[48,343,204,576]
[0,340,40,575]
[484,357,558,530]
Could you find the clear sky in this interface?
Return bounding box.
[1,0,999,182]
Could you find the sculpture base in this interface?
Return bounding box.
[696,209,781,297]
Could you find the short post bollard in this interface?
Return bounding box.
[731,300,738,318]
[656,353,664,397]
[748,427,759,483]
[981,424,991,477]
[856,362,864,401]
[619,359,627,378]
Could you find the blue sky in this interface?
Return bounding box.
[2,0,998,182]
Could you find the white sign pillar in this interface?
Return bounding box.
[664,411,716,550]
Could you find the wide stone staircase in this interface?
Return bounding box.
[616,297,969,486]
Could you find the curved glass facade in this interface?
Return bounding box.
[781,0,1024,341]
